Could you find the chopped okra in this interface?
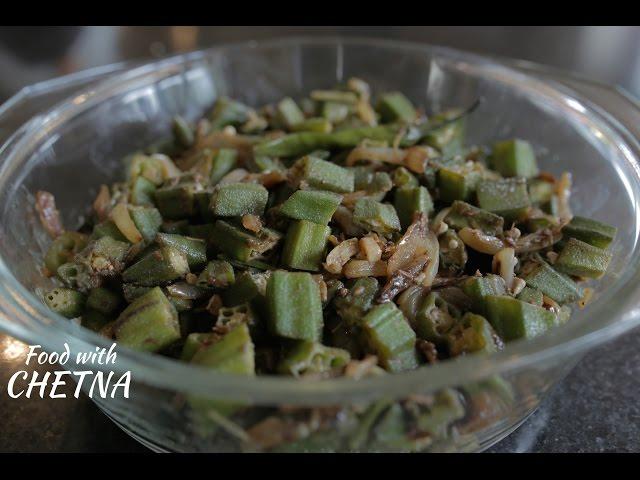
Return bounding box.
[38,78,617,451]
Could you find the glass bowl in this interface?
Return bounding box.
[1,37,640,453]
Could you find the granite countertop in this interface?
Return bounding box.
[1,327,639,452]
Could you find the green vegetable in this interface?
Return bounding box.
[516,286,544,306]
[122,246,189,286]
[437,163,481,203]
[334,277,379,325]
[295,156,355,193]
[210,220,278,262]
[523,260,583,304]
[197,260,235,289]
[554,237,612,279]
[44,231,88,273]
[129,206,163,243]
[278,341,350,376]
[114,287,181,352]
[485,295,556,341]
[210,183,269,217]
[394,186,434,229]
[172,115,194,148]
[444,200,504,236]
[376,92,416,123]
[360,302,418,372]
[291,117,333,133]
[130,176,157,206]
[154,184,198,219]
[276,97,305,128]
[462,275,507,315]
[491,139,538,178]
[266,270,323,342]
[281,220,331,272]
[191,323,255,375]
[321,101,350,123]
[210,96,251,130]
[279,190,342,225]
[562,216,617,249]
[156,233,207,268]
[180,332,217,361]
[44,288,86,319]
[476,178,531,222]
[210,149,238,185]
[447,312,496,355]
[86,287,122,315]
[353,199,401,235]
[415,293,458,346]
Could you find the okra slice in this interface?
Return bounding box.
[129,206,163,243]
[276,97,305,128]
[334,277,379,326]
[44,231,88,273]
[210,182,269,217]
[528,178,554,207]
[180,332,218,361]
[114,287,181,352]
[172,115,194,148]
[523,261,583,304]
[438,229,467,272]
[279,189,342,225]
[281,220,331,272]
[296,156,355,193]
[210,148,238,185]
[210,220,278,262]
[293,117,333,134]
[392,166,419,189]
[210,96,251,130]
[91,220,129,243]
[485,295,556,341]
[221,271,267,307]
[278,341,351,376]
[554,237,612,279]
[154,183,198,219]
[394,186,434,229]
[78,236,130,278]
[197,260,235,289]
[191,323,255,375]
[490,139,539,178]
[444,200,504,236]
[321,101,350,123]
[266,270,323,342]
[82,309,112,332]
[476,178,531,222]
[562,216,617,249]
[423,110,465,157]
[516,286,544,306]
[129,175,157,206]
[414,293,459,347]
[86,287,122,315]
[360,302,418,373]
[376,92,417,123]
[353,198,401,236]
[461,274,507,315]
[156,233,207,268]
[447,312,497,356]
[44,288,86,319]
[122,246,189,286]
[437,163,481,203]
[415,389,466,436]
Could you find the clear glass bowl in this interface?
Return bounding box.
[1,37,640,452]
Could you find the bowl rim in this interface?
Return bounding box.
[1,35,640,404]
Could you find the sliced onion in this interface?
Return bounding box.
[492,247,517,290]
[92,184,111,222]
[458,227,505,255]
[343,259,388,278]
[324,238,359,274]
[35,190,64,239]
[346,147,406,166]
[111,203,143,243]
[387,214,438,275]
[359,236,382,262]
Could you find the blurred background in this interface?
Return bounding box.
[1,26,640,103]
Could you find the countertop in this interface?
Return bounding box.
[1,327,639,453]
